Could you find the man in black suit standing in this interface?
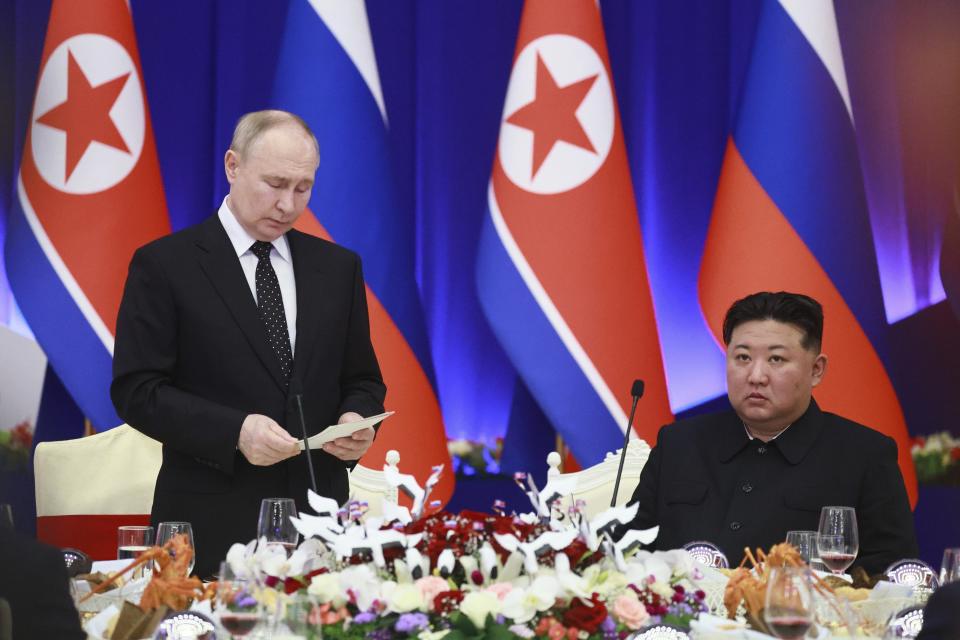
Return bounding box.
[625,291,916,573]
[112,110,385,577]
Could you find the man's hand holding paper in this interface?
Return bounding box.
[298,411,394,460]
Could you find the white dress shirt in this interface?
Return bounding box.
[218,197,297,353]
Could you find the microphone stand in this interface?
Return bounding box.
[610,380,644,507]
[294,393,319,495]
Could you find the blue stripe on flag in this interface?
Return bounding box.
[733,1,886,338]
[476,212,623,465]
[272,0,433,377]
[5,195,119,428]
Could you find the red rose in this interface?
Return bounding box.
[951,447,960,462]
[562,595,608,633]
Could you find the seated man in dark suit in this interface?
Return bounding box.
[624,291,917,573]
[0,527,85,639]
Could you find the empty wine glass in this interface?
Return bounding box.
[941,548,960,584]
[764,566,814,639]
[217,561,262,637]
[257,498,299,554]
[157,521,195,576]
[785,530,821,567]
[817,506,858,575]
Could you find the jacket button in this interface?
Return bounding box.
[742,483,753,493]
[730,521,742,531]
[757,446,767,454]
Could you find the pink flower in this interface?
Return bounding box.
[484,582,514,601]
[415,576,449,607]
[547,622,567,640]
[611,593,650,631]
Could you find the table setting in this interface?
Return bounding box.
[75,461,950,640]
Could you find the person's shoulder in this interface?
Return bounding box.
[819,410,896,450]
[134,217,209,258]
[288,229,361,263]
[659,409,738,442]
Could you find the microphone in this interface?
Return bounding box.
[290,380,318,495]
[610,379,644,508]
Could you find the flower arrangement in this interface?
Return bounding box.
[0,420,33,471]
[222,468,708,639]
[447,438,503,476]
[911,431,960,485]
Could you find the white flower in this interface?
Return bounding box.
[308,572,344,606]
[500,576,558,624]
[418,630,450,640]
[624,551,672,585]
[225,540,257,579]
[339,564,383,612]
[387,582,426,613]
[579,564,629,598]
[257,542,301,578]
[651,580,675,599]
[656,549,696,578]
[460,590,501,627]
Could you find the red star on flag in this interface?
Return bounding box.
[36,49,131,182]
[506,52,599,179]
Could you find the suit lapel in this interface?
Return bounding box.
[195,216,288,393]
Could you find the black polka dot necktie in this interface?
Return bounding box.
[250,241,293,382]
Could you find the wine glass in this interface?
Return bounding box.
[157,521,195,576]
[217,561,262,637]
[257,498,299,554]
[817,506,858,575]
[785,530,826,572]
[941,548,960,584]
[764,566,814,639]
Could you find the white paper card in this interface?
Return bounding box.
[297,412,393,451]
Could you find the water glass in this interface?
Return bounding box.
[764,566,814,639]
[157,521,195,576]
[118,525,154,579]
[785,530,825,570]
[941,548,960,584]
[257,498,299,554]
[817,506,858,575]
[218,561,262,637]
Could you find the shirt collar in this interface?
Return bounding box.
[718,399,822,464]
[217,196,291,263]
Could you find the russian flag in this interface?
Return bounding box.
[698,0,918,505]
[273,0,453,505]
[477,0,673,465]
[4,0,171,429]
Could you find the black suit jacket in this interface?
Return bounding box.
[918,580,960,639]
[626,400,917,574]
[112,216,385,577]
[0,528,85,640]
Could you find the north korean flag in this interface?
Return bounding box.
[5,0,171,428]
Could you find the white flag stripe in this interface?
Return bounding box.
[17,173,115,354]
[308,0,388,126]
[487,182,629,433]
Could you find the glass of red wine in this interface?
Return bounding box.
[817,506,858,575]
[764,566,814,639]
[217,562,262,637]
[257,498,299,554]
